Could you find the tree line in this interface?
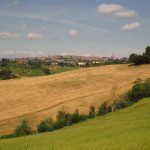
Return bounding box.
[129,46,150,65]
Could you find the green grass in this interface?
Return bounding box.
[0,63,80,79]
[0,98,150,150]
[50,66,80,74]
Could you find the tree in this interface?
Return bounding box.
[0,69,16,80]
[71,109,80,123]
[37,118,54,133]
[88,106,95,118]
[54,111,67,129]
[97,103,107,116]
[129,53,137,63]
[145,46,150,54]
[129,46,150,65]
[42,68,51,75]
[15,120,32,136]
[134,55,145,65]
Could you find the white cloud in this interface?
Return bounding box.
[27,33,43,40]
[97,3,123,14]
[69,29,78,36]
[0,32,19,38]
[122,22,141,31]
[114,10,137,17]
[97,3,138,18]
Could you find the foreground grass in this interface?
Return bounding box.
[0,98,150,150]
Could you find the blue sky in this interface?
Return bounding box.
[0,0,150,58]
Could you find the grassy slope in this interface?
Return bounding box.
[0,64,150,134]
[0,98,150,150]
[50,66,80,74]
[0,63,80,78]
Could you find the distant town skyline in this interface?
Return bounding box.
[0,0,150,58]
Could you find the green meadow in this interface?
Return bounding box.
[0,97,150,150]
[50,66,80,75]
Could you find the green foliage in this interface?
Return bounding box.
[37,118,54,133]
[0,58,10,67]
[129,46,150,65]
[28,61,42,69]
[114,96,133,110]
[42,68,51,75]
[146,46,150,54]
[54,111,67,129]
[0,69,16,80]
[15,120,32,137]
[88,106,95,118]
[71,109,81,123]
[97,103,108,116]
[129,79,150,102]
[129,53,137,63]
[113,78,150,110]
[0,133,16,139]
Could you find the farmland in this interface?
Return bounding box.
[0,64,150,135]
[0,97,150,150]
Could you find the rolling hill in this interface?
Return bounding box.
[0,97,150,150]
[0,64,150,135]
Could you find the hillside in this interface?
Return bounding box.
[0,98,150,150]
[0,64,150,134]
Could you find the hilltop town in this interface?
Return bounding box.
[13,54,128,66]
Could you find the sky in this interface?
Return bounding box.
[0,0,150,58]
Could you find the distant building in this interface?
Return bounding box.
[78,62,86,66]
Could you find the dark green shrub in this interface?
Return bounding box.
[97,103,108,116]
[78,114,89,121]
[37,118,54,133]
[129,46,150,65]
[0,133,16,139]
[54,111,67,129]
[42,68,51,75]
[114,98,133,110]
[71,109,81,123]
[0,69,16,80]
[88,106,95,118]
[129,81,150,102]
[15,120,32,136]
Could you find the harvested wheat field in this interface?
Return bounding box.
[0,64,150,134]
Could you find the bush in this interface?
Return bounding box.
[0,133,16,139]
[15,120,32,136]
[113,78,150,110]
[71,109,80,123]
[129,80,150,102]
[0,69,16,80]
[114,96,133,110]
[97,103,108,116]
[54,111,67,129]
[42,68,51,75]
[37,118,54,133]
[88,106,95,118]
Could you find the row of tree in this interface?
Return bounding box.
[129,46,150,65]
